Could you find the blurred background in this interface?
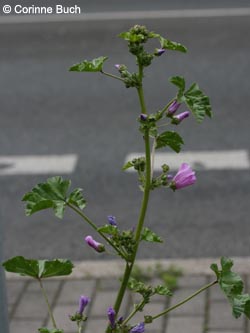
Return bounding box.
[1,0,250,261]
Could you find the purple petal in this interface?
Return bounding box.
[108,215,117,226]
[85,235,105,253]
[78,295,90,315]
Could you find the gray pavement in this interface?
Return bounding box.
[6,258,250,333]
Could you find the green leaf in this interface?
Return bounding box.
[2,256,73,279]
[154,285,172,296]
[67,188,86,210]
[211,257,250,319]
[233,294,250,319]
[69,56,108,72]
[184,83,212,122]
[169,76,185,101]
[38,328,64,333]
[122,161,134,171]
[155,131,184,153]
[98,224,118,235]
[141,227,163,243]
[170,77,212,123]
[159,37,187,53]
[118,32,146,43]
[22,176,86,219]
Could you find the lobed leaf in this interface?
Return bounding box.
[69,56,108,72]
[184,83,212,122]
[169,76,185,101]
[118,31,146,43]
[67,188,86,210]
[122,161,134,171]
[2,256,73,279]
[141,227,163,243]
[159,37,187,53]
[98,224,118,235]
[211,257,250,319]
[154,285,172,296]
[170,77,212,123]
[22,176,86,219]
[156,131,184,153]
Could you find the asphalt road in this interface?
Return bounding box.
[1,0,250,15]
[1,10,250,261]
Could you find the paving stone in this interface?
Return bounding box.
[209,301,244,330]
[177,275,207,289]
[46,304,77,333]
[26,280,61,293]
[169,288,205,316]
[99,278,121,290]
[6,280,26,305]
[165,316,203,333]
[129,302,165,331]
[91,290,128,317]
[57,279,96,304]
[10,319,44,333]
[13,291,50,320]
[85,318,108,333]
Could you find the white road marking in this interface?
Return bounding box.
[1,7,250,24]
[125,150,250,171]
[0,154,78,175]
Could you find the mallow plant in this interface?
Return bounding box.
[3,25,250,333]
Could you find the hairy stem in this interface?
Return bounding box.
[100,70,125,82]
[122,299,146,326]
[109,63,152,327]
[151,280,218,321]
[38,278,57,329]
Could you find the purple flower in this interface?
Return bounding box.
[131,322,145,333]
[85,235,105,253]
[114,64,121,70]
[154,48,165,56]
[140,113,148,121]
[108,215,117,226]
[167,100,181,115]
[171,163,196,190]
[107,306,116,328]
[172,111,190,124]
[78,295,90,315]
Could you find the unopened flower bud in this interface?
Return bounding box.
[167,100,181,115]
[85,236,105,253]
[131,322,145,333]
[107,306,116,328]
[140,113,148,121]
[172,111,190,124]
[78,295,90,315]
[108,215,117,226]
[154,48,165,56]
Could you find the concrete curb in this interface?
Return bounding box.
[5,257,250,280]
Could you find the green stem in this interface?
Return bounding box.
[38,278,57,329]
[159,98,176,116]
[77,322,83,333]
[101,70,125,82]
[109,63,152,324]
[151,280,218,321]
[122,300,145,326]
[67,203,126,260]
